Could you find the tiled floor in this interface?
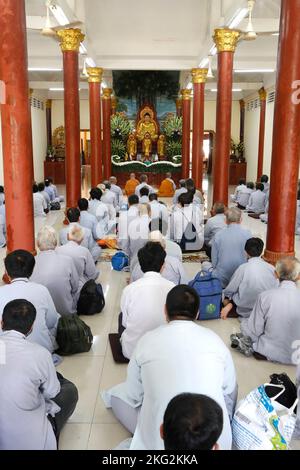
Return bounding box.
[1,175,300,450]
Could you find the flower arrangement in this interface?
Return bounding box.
[163,115,183,140]
[111,139,127,159]
[110,112,133,140]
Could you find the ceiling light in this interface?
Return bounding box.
[228,7,249,29]
[207,56,214,79]
[48,2,69,26]
[209,45,217,56]
[28,67,62,72]
[234,69,275,73]
[210,88,242,92]
[79,43,87,55]
[85,57,96,67]
[199,57,209,68]
[272,33,279,36]
[187,82,193,90]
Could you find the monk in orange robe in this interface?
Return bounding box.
[158,172,176,197]
[125,173,140,196]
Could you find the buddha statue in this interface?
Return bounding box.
[142,132,152,161]
[157,135,166,160]
[127,133,137,160]
[136,112,158,143]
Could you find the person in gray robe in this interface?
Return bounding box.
[203,208,252,288]
[135,174,155,197]
[260,175,270,194]
[236,182,254,209]
[31,226,79,316]
[230,179,246,203]
[173,180,187,205]
[0,250,60,353]
[59,207,101,263]
[246,183,266,213]
[221,238,278,320]
[78,197,99,240]
[240,257,300,364]
[109,176,123,206]
[56,225,99,293]
[88,187,110,238]
[204,202,226,249]
[0,299,78,450]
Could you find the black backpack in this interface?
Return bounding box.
[179,221,202,253]
[56,315,93,356]
[77,280,105,315]
[50,201,61,211]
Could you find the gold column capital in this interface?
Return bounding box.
[111,96,117,107]
[87,67,103,83]
[176,97,182,108]
[191,68,208,84]
[213,28,240,53]
[102,88,113,100]
[46,99,52,109]
[57,28,85,53]
[181,89,192,101]
[258,87,267,101]
[29,88,34,97]
[239,99,245,109]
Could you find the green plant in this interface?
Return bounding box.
[111,112,132,140]
[111,139,126,158]
[166,141,182,158]
[163,115,183,140]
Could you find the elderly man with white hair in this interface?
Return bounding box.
[239,257,300,364]
[57,225,99,292]
[109,176,123,206]
[203,207,252,288]
[130,231,188,285]
[31,226,79,316]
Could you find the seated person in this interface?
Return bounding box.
[120,203,151,261]
[57,225,99,292]
[240,257,300,364]
[60,207,101,263]
[296,189,300,235]
[0,206,5,248]
[135,174,155,197]
[88,188,110,239]
[131,231,188,285]
[185,178,204,205]
[0,185,5,205]
[259,199,269,224]
[294,365,300,439]
[149,220,182,261]
[109,176,123,207]
[237,182,254,210]
[33,183,47,218]
[103,285,237,450]
[44,178,56,202]
[38,182,50,211]
[78,198,98,241]
[139,186,150,204]
[48,177,64,203]
[101,181,118,219]
[204,202,226,257]
[125,173,140,197]
[169,192,204,251]
[158,172,176,197]
[203,208,252,288]
[230,179,246,203]
[221,238,278,320]
[161,393,223,451]
[246,183,266,214]
[31,226,79,316]
[117,194,140,253]
[119,242,175,359]
[261,174,270,194]
[0,250,60,354]
[173,179,187,205]
[0,299,78,450]
[149,193,169,225]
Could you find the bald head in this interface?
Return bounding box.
[166,172,172,179]
[140,174,148,183]
[109,176,117,184]
[130,173,136,179]
[276,257,300,282]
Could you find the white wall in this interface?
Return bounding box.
[203,100,241,143]
[52,99,90,132]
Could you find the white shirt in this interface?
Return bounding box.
[41,190,51,210]
[120,272,175,358]
[33,192,47,217]
[173,187,187,205]
[0,330,60,450]
[224,257,278,317]
[135,183,155,197]
[237,187,253,208]
[31,251,79,316]
[0,193,5,205]
[131,255,188,285]
[0,278,60,353]
[104,321,237,450]
[246,190,266,213]
[110,184,123,205]
[139,196,150,204]
[88,200,110,238]
[170,204,204,248]
[232,184,246,202]
[150,200,169,224]
[0,210,5,247]
[102,190,118,220]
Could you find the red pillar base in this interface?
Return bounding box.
[263,249,295,266]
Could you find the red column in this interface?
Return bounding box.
[181,89,192,179]
[102,88,112,180]
[57,28,84,208]
[176,98,182,117]
[192,68,208,190]
[212,29,240,205]
[257,88,267,181]
[46,99,52,151]
[239,99,245,146]
[265,0,300,263]
[0,0,35,254]
[87,67,103,187]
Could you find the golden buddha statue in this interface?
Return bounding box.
[157,135,166,160]
[142,132,152,160]
[127,133,137,160]
[136,110,158,142]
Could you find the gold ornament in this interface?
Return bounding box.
[239,99,245,109]
[87,67,103,83]
[46,99,52,109]
[181,89,192,100]
[111,96,117,108]
[57,28,85,52]
[102,88,113,100]
[191,68,208,84]
[213,28,240,53]
[258,87,267,101]
[176,98,182,109]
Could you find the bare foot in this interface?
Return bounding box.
[221,303,233,320]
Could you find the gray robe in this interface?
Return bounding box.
[246,190,266,213]
[79,210,98,239]
[241,281,300,364]
[59,222,101,263]
[224,257,278,317]
[204,213,226,245]
[31,251,79,316]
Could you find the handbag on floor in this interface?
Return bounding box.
[77,280,105,315]
[56,315,93,355]
[189,270,222,320]
[111,251,129,271]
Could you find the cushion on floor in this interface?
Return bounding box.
[109,333,129,364]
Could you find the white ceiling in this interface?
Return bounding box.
[25,0,281,100]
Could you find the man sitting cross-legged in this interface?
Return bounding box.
[102,285,237,450]
[0,299,78,450]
